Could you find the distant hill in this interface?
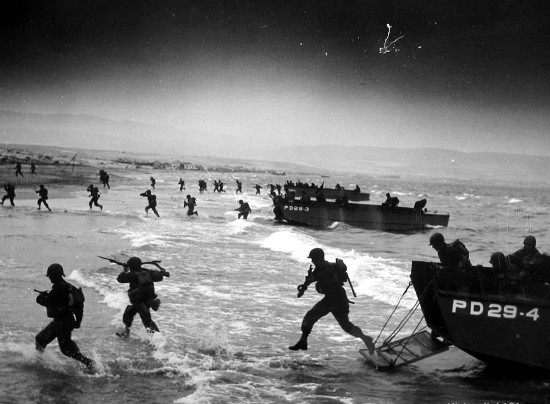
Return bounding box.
[1,110,548,186]
[267,145,550,186]
[0,110,234,157]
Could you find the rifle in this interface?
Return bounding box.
[98,256,170,277]
[347,274,357,298]
[34,289,48,294]
[297,265,313,298]
[98,255,126,266]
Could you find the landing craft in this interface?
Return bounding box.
[362,261,550,372]
[273,199,449,232]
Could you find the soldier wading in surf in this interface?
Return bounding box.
[289,248,375,354]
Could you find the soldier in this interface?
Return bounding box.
[36,184,51,211]
[178,178,186,192]
[429,232,471,270]
[140,190,159,217]
[236,200,251,219]
[289,248,375,354]
[184,194,198,216]
[35,264,95,371]
[116,257,170,338]
[87,184,103,210]
[1,183,16,206]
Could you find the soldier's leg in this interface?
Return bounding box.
[57,324,94,369]
[289,298,331,351]
[332,308,375,354]
[35,321,58,352]
[137,302,159,333]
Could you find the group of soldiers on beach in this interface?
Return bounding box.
[2,169,262,220]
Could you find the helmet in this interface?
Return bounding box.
[46,263,65,278]
[186,195,191,199]
[239,200,243,204]
[429,232,445,246]
[523,235,536,247]
[308,248,325,260]
[126,257,142,270]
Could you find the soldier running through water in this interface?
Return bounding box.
[289,248,375,354]
[35,264,96,372]
[87,184,103,210]
[184,194,198,216]
[150,177,156,189]
[114,257,170,338]
[14,162,24,177]
[236,200,251,219]
[178,178,185,192]
[1,183,16,206]
[140,189,159,217]
[36,184,51,211]
[99,170,110,189]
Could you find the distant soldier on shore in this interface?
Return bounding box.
[140,190,159,217]
[1,183,16,206]
[14,162,24,177]
[235,180,242,194]
[150,177,156,189]
[184,194,198,216]
[99,170,110,189]
[178,178,185,192]
[36,184,51,211]
[198,179,207,193]
[87,184,103,210]
[31,162,37,175]
[255,184,262,194]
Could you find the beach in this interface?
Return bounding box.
[1,145,549,403]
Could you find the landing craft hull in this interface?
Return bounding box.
[411,261,550,371]
[276,201,449,232]
[288,187,370,201]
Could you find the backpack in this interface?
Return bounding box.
[332,258,349,283]
[67,283,85,326]
[450,239,472,268]
[450,239,469,258]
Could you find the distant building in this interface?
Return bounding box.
[180,162,199,170]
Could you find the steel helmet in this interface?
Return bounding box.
[308,248,325,260]
[239,200,243,204]
[126,257,142,270]
[523,235,536,247]
[489,252,506,265]
[429,232,445,246]
[46,263,65,278]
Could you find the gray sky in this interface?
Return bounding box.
[1,1,549,156]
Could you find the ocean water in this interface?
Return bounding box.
[1,167,549,404]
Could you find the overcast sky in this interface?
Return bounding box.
[1,0,549,156]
